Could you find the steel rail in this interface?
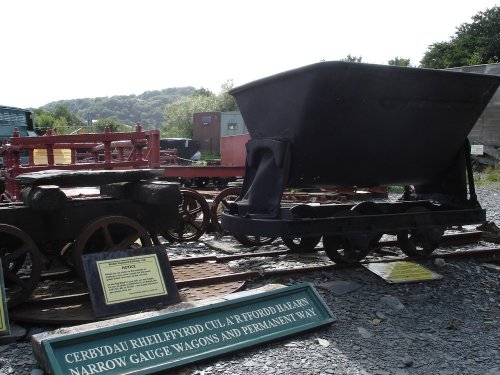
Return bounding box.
[25,246,499,314]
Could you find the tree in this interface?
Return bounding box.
[33,110,55,130]
[421,6,500,68]
[52,117,70,135]
[52,105,85,129]
[92,118,128,133]
[341,54,363,63]
[33,105,84,134]
[216,80,238,112]
[162,91,217,137]
[388,57,411,67]
[162,81,238,138]
[42,87,196,130]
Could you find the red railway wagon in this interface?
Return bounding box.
[159,131,248,188]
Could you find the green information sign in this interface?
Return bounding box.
[0,259,10,336]
[42,283,334,374]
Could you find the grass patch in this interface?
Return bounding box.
[474,166,500,186]
[486,169,500,182]
[201,153,220,160]
[388,186,405,193]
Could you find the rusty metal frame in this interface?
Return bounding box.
[0,124,161,201]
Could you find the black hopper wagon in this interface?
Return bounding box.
[222,62,500,263]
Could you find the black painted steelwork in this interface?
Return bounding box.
[222,62,500,259]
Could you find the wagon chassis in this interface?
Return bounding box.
[225,200,486,236]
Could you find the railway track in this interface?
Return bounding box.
[176,246,500,286]
[7,230,499,325]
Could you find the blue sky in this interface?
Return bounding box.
[1,0,498,108]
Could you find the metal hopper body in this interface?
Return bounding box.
[221,62,500,261]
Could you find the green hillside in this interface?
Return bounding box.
[41,87,196,130]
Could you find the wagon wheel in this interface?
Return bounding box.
[71,215,153,279]
[0,224,43,309]
[161,188,211,242]
[397,207,444,257]
[5,250,27,274]
[323,210,376,264]
[232,233,276,246]
[282,236,321,252]
[323,235,372,263]
[211,186,241,233]
[282,204,321,253]
[211,187,275,246]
